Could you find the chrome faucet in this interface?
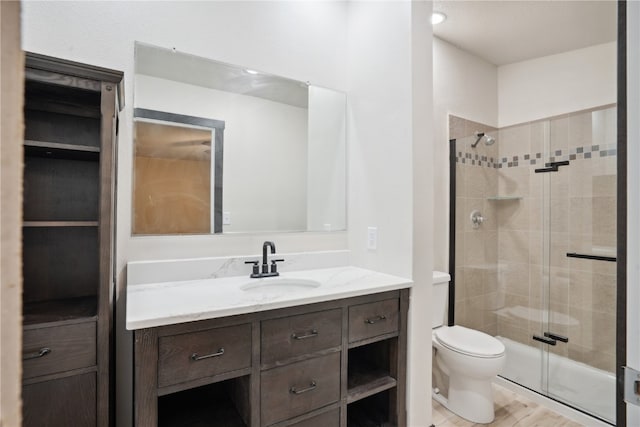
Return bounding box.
[244,241,284,278]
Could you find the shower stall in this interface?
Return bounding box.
[449,105,617,424]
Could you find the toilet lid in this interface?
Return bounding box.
[434,326,505,358]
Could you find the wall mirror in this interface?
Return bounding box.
[133,42,347,235]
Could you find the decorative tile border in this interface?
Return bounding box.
[456,143,617,169]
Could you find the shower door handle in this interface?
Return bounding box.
[533,335,556,346]
[544,332,569,343]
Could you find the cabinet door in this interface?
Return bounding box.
[23,372,96,427]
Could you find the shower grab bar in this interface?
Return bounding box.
[544,332,569,343]
[533,335,556,346]
[566,252,617,262]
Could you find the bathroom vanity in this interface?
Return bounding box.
[128,264,411,427]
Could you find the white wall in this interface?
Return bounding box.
[432,38,498,271]
[347,2,413,278]
[136,75,309,233]
[346,2,434,425]
[23,2,436,426]
[22,2,349,425]
[307,85,347,232]
[498,42,616,127]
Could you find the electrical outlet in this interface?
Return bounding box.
[367,227,377,250]
[223,211,231,225]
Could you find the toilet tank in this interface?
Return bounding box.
[432,271,451,329]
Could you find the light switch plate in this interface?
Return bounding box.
[223,211,231,225]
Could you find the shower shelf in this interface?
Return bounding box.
[486,196,522,201]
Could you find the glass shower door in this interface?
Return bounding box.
[544,107,617,424]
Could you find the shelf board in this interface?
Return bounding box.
[487,195,522,201]
[23,296,97,328]
[23,221,98,227]
[24,140,100,161]
[347,370,397,404]
[25,139,100,153]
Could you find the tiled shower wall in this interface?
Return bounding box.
[452,105,617,373]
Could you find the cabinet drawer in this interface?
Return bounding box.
[261,352,341,426]
[262,308,342,365]
[23,322,96,379]
[348,298,399,343]
[158,323,251,388]
[288,408,340,427]
[23,372,96,427]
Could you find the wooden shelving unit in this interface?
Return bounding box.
[21,52,123,427]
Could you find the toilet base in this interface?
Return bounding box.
[432,376,495,424]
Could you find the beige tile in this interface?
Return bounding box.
[483,199,498,231]
[499,262,530,298]
[466,166,490,199]
[497,198,529,231]
[530,120,548,156]
[499,123,531,159]
[550,267,570,305]
[465,267,487,298]
[455,267,466,302]
[528,232,543,266]
[592,196,616,235]
[465,231,487,266]
[569,197,592,236]
[456,166,467,198]
[550,197,569,233]
[549,232,569,268]
[591,272,616,314]
[592,311,616,352]
[528,198,543,231]
[485,231,499,265]
[498,167,530,198]
[568,110,593,149]
[499,230,530,264]
[592,173,616,197]
[549,115,569,152]
[569,160,592,198]
[450,115,468,140]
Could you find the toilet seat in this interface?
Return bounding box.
[434,325,505,358]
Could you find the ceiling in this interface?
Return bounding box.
[432,0,617,66]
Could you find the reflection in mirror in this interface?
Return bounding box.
[133,110,224,235]
[133,42,346,235]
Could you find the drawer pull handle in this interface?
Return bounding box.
[290,380,317,395]
[291,329,318,340]
[23,347,51,360]
[190,348,225,361]
[365,315,387,324]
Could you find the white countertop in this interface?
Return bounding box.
[126,266,412,330]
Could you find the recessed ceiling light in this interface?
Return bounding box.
[245,69,259,75]
[431,12,446,25]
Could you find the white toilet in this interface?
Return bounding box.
[432,271,506,424]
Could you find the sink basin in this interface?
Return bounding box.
[240,277,321,294]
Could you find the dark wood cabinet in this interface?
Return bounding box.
[21,53,123,427]
[134,289,409,427]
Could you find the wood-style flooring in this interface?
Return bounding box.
[432,384,585,427]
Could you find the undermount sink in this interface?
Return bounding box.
[240,277,321,294]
